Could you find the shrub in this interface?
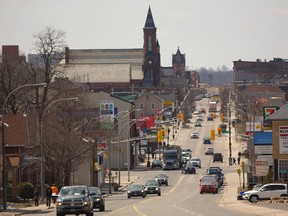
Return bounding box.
[18,182,35,200]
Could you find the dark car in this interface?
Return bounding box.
[203,136,212,144]
[213,153,223,163]
[154,173,168,186]
[144,180,161,196]
[195,121,202,127]
[127,184,146,199]
[182,163,196,174]
[88,186,105,211]
[206,169,224,185]
[56,185,94,216]
[207,116,214,121]
[152,159,162,169]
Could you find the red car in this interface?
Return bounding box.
[200,183,216,194]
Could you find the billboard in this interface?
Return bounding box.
[99,100,114,129]
[246,121,261,132]
[263,106,279,120]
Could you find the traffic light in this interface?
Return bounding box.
[161,129,165,139]
[157,130,162,142]
[218,127,222,134]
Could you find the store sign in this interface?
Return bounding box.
[254,132,272,145]
[254,145,272,154]
[279,126,288,154]
[263,106,279,120]
[255,159,269,176]
[246,121,261,132]
[99,100,114,129]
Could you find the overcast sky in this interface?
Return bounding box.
[1,0,288,70]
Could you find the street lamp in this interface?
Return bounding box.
[1,82,46,210]
[40,97,78,202]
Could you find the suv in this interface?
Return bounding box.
[144,180,161,196]
[190,157,201,168]
[243,183,287,203]
[154,173,169,186]
[56,185,94,216]
[213,153,223,162]
[191,131,199,139]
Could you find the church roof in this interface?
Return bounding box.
[144,6,155,28]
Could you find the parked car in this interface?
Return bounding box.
[213,153,223,162]
[190,157,201,168]
[191,131,199,139]
[200,108,206,113]
[152,159,162,169]
[239,184,263,199]
[193,110,200,114]
[200,183,216,194]
[127,184,146,198]
[205,147,214,155]
[242,183,287,203]
[56,185,94,216]
[182,163,196,174]
[203,136,211,144]
[195,121,202,127]
[88,186,105,211]
[144,180,161,196]
[154,173,169,186]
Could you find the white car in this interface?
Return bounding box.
[190,157,201,168]
[242,183,287,203]
[193,110,200,115]
[205,147,214,155]
[191,131,199,139]
[196,116,203,121]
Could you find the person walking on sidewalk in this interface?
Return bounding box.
[34,188,40,207]
[233,157,236,165]
[237,156,241,165]
[46,186,52,207]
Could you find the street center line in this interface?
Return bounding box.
[133,205,147,216]
[169,175,184,193]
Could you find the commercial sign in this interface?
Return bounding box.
[279,125,288,154]
[99,100,114,129]
[263,106,279,120]
[255,159,269,176]
[254,145,272,154]
[254,132,272,145]
[246,121,261,132]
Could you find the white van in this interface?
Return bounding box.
[199,175,219,193]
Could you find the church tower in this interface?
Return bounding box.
[142,7,161,87]
[172,47,186,78]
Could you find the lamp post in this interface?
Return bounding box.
[40,97,78,202]
[1,83,46,210]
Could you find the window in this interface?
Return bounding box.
[148,36,152,51]
[279,159,288,181]
[152,103,155,110]
[140,103,144,109]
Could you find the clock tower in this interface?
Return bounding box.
[142,7,161,87]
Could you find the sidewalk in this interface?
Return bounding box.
[0,163,149,216]
[219,128,287,216]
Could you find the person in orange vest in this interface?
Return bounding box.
[51,184,59,204]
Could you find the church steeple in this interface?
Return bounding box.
[144,6,155,28]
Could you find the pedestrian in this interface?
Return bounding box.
[34,188,40,207]
[238,151,242,158]
[51,184,59,204]
[233,157,236,165]
[46,186,52,207]
[238,156,241,165]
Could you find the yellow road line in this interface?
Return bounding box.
[169,175,184,193]
[133,205,147,216]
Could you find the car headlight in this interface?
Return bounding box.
[156,188,158,190]
[127,191,131,194]
[96,198,100,201]
[83,197,90,206]
[56,198,62,206]
[141,190,144,193]
[145,188,148,191]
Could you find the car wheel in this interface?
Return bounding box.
[166,182,168,186]
[200,191,202,194]
[128,195,131,199]
[158,192,161,196]
[142,194,145,198]
[100,205,105,212]
[249,195,259,203]
[56,213,64,216]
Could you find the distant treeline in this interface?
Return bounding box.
[197,66,233,86]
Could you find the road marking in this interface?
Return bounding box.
[133,205,147,216]
[169,175,184,193]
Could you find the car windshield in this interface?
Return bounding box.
[59,186,88,196]
[129,185,143,190]
[88,187,101,195]
[155,174,167,178]
[145,180,158,186]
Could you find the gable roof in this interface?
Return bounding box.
[266,104,288,120]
